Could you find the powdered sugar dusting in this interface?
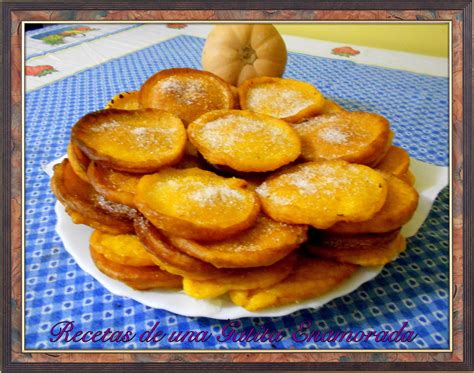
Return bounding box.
[257,163,355,205]
[188,185,245,207]
[92,123,177,137]
[90,120,120,132]
[318,127,349,144]
[268,194,293,206]
[288,178,318,194]
[160,77,207,105]
[164,179,247,208]
[247,87,314,118]
[129,126,179,153]
[256,183,294,205]
[295,114,371,149]
[198,114,287,152]
[284,164,349,195]
[88,120,180,154]
[135,126,177,135]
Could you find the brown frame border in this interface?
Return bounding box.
[2,0,472,371]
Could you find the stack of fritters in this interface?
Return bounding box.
[51,68,419,312]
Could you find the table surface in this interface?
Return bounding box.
[24,24,450,350]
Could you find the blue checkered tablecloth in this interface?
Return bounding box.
[25,35,449,350]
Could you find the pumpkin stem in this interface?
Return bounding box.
[241,45,257,65]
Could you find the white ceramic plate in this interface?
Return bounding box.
[48,157,448,319]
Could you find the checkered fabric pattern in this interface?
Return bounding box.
[25,35,449,350]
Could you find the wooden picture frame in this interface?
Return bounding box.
[1,0,472,371]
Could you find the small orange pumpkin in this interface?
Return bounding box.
[202,25,287,86]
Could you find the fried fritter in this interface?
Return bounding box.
[71,108,186,173]
[256,160,388,229]
[293,112,391,165]
[87,161,141,208]
[307,233,406,266]
[90,230,155,267]
[139,68,234,124]
[134,216,228,280]
[229,256,358,311]
[166,215,307,268]
[90,242,182,290]
[367,130,394,167]
[135,167,260,241]
[66,207,132,235]
[329,174,419,234]
[308,228,401,251]
[67,143,90,182]
[183,254,298,299]
[51,159,136,234]
[188,109,301,172]
[239,77,326,122]
[375,146,410,176]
